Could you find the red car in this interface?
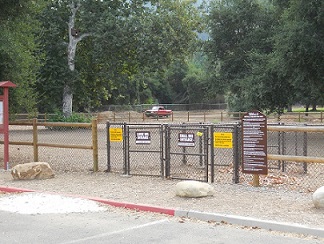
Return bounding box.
[144,106,172,118]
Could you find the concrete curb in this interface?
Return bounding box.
[175,210,324,238]
[1,186,323,238]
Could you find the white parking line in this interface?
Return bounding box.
[60,218,169,244]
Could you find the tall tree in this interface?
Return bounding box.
[273,0,324,112]
[0,0,44,113]
[37,0,201,116]
[206,0,276,111]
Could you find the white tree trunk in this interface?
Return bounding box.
[63,0,90,117]
[63,84,73,118]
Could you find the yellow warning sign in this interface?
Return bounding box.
[214,132,232,148]
[109,128,123,142]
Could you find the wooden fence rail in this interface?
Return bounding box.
[3,118,99,171]
[11,111,324,123]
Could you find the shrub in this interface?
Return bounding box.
[47,111,92,130]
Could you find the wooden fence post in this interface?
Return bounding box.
[253,174,260,187]
[92,118,98,172]
[33,118,38,162]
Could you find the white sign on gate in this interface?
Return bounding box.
[136,131,151,144]
[178,133,195,147]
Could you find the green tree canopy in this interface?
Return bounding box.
[205,0,324,114]
[36,0,201,114]
[0,0,44,113]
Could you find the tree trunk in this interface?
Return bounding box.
[63,84,73,118]
[62,1,91,117]
[305,103,309,116]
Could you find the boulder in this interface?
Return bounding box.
[313,186,324,209]
[175,180,215,198]
[11,162,55,180]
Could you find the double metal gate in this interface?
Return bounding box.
[106,122,240,183]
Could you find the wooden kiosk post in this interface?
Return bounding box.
[0,81,17,170]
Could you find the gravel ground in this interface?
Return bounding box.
[0,170,323,230]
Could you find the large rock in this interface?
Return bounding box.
[313,186,324,208]
[175,180,215,198]
[11,162,55,180]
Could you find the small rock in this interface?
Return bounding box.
[313,186,324,208]
[11,162,55,180]
[175,180,215,198]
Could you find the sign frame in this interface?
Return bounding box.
[135,131,151,144]
[214,132,233,148]
[241,110,268,175]
[109,127,123,142]
[178,132,195,147]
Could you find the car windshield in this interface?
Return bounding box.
[151,106,162,111]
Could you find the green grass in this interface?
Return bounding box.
[291,107,324,112]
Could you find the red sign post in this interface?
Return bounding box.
[0,81,16,170]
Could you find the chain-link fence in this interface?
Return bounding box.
[106,122,324,191]
[2,121,323,192]
[4,120,108,172]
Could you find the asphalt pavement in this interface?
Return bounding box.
[0,185,323,242]
[0,210,322,244]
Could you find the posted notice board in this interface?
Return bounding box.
[241,111,268,175]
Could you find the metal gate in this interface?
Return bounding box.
[107,122,164,177]
[211,124,240,184]
[126,124,164,177]
[165,124,210,182]
[106,122,240,182]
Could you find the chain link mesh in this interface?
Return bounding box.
[4,122,324,192]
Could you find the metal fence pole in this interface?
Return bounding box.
[199,134,203,166]
[123,122,129,175]
[165,125,171,178]
[160,124,165,178]
[233,124,240,184]
[106,121,111,172]
[204,126,209,183]
[92,118,98,172]
[210,124,215,183]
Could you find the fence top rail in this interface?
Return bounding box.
[267,125,324,132]
[10,121,93,128]
[40,122,92,128]
[268,154,324,163]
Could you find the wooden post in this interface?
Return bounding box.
[0,81,16,169]
[252,174,260,187]
[187,111,190,122]
[221,111,223,122]
[92,118,98,172]
[33,118,38,162]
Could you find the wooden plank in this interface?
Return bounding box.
[268,126,324,132]
[268,154,324,164]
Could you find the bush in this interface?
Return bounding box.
[47,111,92,130]
[48,111,92,123]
